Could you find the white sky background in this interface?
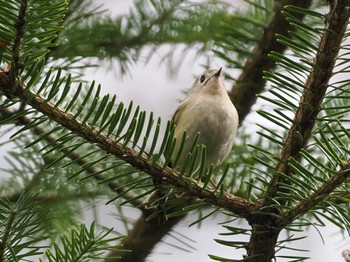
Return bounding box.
[80,1,350,262]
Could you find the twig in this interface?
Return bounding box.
[230,0,312,124]
[0,76,254,217]
[0,107,144,209]
[9,0,28,82]
[105,206,187,262]
[281,161,350,225]
[264,1,350,203]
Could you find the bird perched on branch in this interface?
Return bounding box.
[170,67,239,174]
[146,68,239,222]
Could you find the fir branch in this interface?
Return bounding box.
[9,0,28,82]
[105,211,185,262]
[0,107,143,209]
[44,222,123,261]
[0,194,50,261]
[281,161,350,225]
[244,3,350,261]
[0,75,254,217]
[51,0,231,73]
[264,1,350,203]
[229,0,312,124]
[0,201,15,262]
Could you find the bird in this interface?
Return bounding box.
[145,68,238,219]
[169,67,239,175]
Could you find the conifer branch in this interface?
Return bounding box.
[265,1,350,203]
[10,0,28,80]
[0,204,15,261]
[51,0,229,74]
[0,75,254,217]
[229,0,312,124]
[0,107,144,209]
[281,161,350,225]
[3,1,349,261]
[105,209,186,262]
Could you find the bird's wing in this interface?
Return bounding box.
[171,99,189,125]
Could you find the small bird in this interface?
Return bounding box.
[145,68,238,220]
[170,67,239,173]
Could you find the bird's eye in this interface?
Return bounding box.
[200,75,205,83]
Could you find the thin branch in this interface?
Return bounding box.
[229,0,312,124]
[9,0,28,81]
[0,203,16,262]
[0,76,254,217]
[264,2,350,204]
[0,107,144,209]
[244,3,350,261]
[105,207,187,262]
[281,161,350,225]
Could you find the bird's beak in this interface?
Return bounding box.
[214,67,222,77]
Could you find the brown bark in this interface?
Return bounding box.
[246,224,281,262]
[265,0,350,202]
[230,0,312,124]
[246,2,350,261]
[105,213,185,262]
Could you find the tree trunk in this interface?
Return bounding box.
[105,212,185,262]
[246,224,280,262]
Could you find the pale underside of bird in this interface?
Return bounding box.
[170,67,239,174]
